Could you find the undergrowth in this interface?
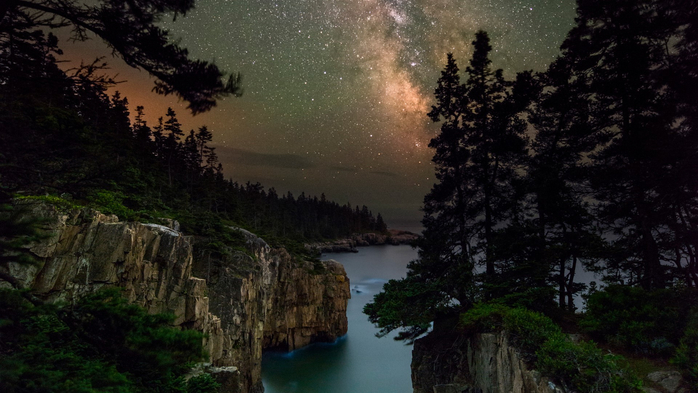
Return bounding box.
[459,303,642,393]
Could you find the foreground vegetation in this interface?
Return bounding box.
[460,303,642,393]
[457,287,698,392]
[0,288,219,393]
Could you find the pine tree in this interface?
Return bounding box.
[376,213,387,233]
[519,60,603,310]
[162,107,183,187]
[365,31,527,340]
[561,0,692,289]
[461,31,528,282]
[1,0,242,114]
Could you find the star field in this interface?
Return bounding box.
[77,0,577,227]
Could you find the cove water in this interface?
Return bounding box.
[262,245,418,393]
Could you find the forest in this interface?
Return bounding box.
[0,1,385,392]
[0,5,387,251]
[365,0,698,391]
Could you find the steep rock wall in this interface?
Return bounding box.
[5,201,350,393]
[263,258,349,351]
[412,331,559,393]
[190,229,350,393]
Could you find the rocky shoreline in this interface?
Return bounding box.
[305,229,420,253]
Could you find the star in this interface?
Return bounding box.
[73,0,577,225]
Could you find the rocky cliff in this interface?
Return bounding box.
[411,331,560,393]
[3,201,350,393]
[189,228,350,392]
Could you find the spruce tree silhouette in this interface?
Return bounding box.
[365,31,528,340]
[560,0,697,289]
[1,0,242,114]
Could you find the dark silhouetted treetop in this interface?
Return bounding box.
[1,0,242,114]
[364,31,530,341]
[559,0,696,290]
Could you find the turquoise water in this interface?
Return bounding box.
[262,245,418,393]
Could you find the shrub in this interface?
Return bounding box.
[581,285,697,356]
[459,302,511,332]
[0,289,131,393]
[460,302,563,358]
[537,336,641,393]
[672,308,698,391]
[504,307,565,358]
[87,189,135,221]
[15,194,82,212]
[185,374,220,393]
[0,288,211,393]
[459,303,641,393]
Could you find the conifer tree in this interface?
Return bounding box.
[365,31,527,340]
[162,108,183,186]
[518,60,603,310]
[461,31,528,282]
[1,0,242,114]
[561,0,692,289]
[376,213,387,233]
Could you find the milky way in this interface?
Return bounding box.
[66,0,577,227]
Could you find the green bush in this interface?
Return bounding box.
[0,288,216,393]
[672,308,698,391]
[459,303,641,393]
[460,302,563,358]
[581,286,697,356]
[15,194,82,212]
[0,289,131,393]
[537,336,641,393]
[459,302,512,332]
[87,189,135,221]
[185,374,220,393]
[504,307,565,358]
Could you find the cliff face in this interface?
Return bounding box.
[412,331,560,393]
[190,228,350,393]
[5,201,350,393]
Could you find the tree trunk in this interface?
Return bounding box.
[567,254,578,311]
[484,183,494,276]
[640,214,663,290]
[559,256,566,309]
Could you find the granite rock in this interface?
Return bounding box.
[5,200,350,393]
[412,331,560,393]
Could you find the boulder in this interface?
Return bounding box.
[647,371,683,393]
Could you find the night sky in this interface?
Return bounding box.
[62,0,577,230]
